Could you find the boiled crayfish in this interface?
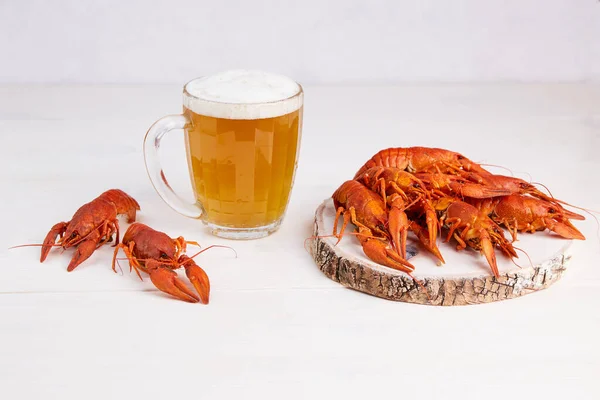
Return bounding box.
[112,223,221,304]
[332,180,416,275]
[332,147,586,279]
[14,190,232,304]
[40,189,140,271]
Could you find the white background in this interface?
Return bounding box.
[2,83,599,399]
[1,0,599,84]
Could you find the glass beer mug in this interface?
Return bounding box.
[144,70,303,239]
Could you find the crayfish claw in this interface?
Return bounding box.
[67,237,98,272]
[423,206,439,251]
[356,227,415,274]
[544,218,586,240]
[148,265,200,303]
[41,222,68,262]
[181,255,211,304]
[388,205,409,259]
[556,206,586,221]
[409,221,445,263]
[480,231,500,278]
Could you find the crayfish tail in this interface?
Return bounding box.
[99,189,141,223]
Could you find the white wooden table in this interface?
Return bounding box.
[1,84,599,399]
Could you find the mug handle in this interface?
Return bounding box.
[143,114,203,218]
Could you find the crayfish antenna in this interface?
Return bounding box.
[511,246,534,269]
[530,181,596,218]
[408,272,431,302]
[9,243,63,249]
[478,163,515,176]
[184,244,238,262]
[531,181,554,198]
[547,199,600,247]
[303,234,339,253]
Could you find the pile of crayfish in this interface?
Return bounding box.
[332,147,586,279]
[13,189,226,304]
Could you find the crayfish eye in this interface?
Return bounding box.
[160,252,169,259]
[70,232,78,240]
[548,208,556,214]
[413,183,421,189]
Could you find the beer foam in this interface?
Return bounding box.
[184,70,303,120]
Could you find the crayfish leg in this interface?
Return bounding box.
[112,241,144,280]
[452,233,468,251]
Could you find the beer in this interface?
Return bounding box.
[182,70,303,234]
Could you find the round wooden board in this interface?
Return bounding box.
[308,199,573,306]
